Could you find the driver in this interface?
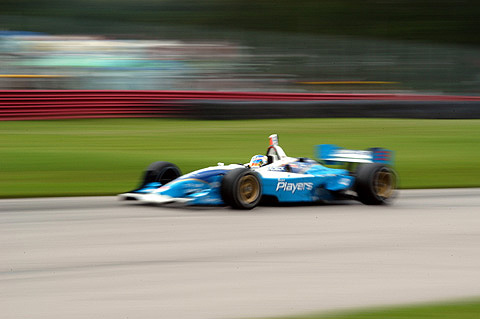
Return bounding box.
[249,154,268,168]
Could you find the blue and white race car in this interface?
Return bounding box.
[120,134,397,209]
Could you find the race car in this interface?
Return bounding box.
[119,134,397,209]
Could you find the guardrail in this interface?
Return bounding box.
[1,90,480,120]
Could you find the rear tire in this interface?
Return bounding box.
[355,163,397,205]
[221,168,262,209]
[139,161,181,188]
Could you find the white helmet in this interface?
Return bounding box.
[249,155,268,168]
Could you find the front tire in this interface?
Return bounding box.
[139,161,181,188]
[221,168,262,209]
[355,163,397,205]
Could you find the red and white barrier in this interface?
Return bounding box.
[1,90,479,120]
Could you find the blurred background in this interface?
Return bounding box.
[1,0,480,93]
[2,4,480,319]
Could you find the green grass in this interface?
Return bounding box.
[261,298,480,319]
[1,118,479,198]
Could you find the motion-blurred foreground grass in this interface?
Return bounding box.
[262,298,480,319]
[0,118,479,198]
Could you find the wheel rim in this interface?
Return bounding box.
[238,175,260,204]
[374,169,394,199]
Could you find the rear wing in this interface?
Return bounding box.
[316,144,394,165]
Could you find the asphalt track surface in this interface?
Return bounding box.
[1,189,480,319]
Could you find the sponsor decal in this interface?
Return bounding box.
[276,179,314,194]
[334,149,372,158]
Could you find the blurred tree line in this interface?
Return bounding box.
[2,0,480,46]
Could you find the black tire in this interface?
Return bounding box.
[221,168,262,209]
[139,161,181,188]
[355,163,397,205]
